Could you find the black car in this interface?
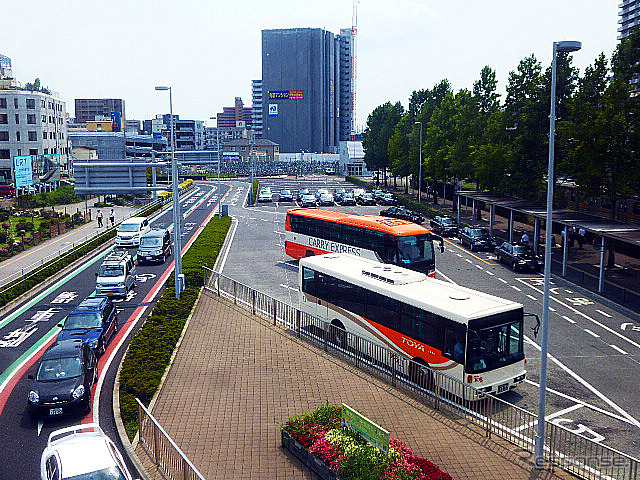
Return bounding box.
[495,241,542,272]
[430,216,459,237]
[458,226,496,252]
[334,188,347,203]
[380,206,425,224]
[137,228,172,264]
[279,189,294,202]
[27,339,97,418]
[372,189,385,202]
[297,188,311,202]
[378,193,397,206]
[358,193,377,206]
[57,296,119,356]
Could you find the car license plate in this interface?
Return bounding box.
[50,408,63,415]
[498,383,509,393]
[146,256,152,260]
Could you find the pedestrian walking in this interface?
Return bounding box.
[109,208,115,227]
[96,209,103,228]
[521,231,530,244]
[578,227,586,249]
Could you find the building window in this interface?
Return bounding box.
[41,99,46,108]
[14,114,19,124]
[49,132,53,139]
[27,114,36,124]
[44,148,48,154]
[0,150,9,159]
[17,148,21,155]
[16,131,20,141]
[29,148,38,155]
[0,114,7,124]
[49,116,53,123]
[14,98,18,108]
[28,131,37,141]
[26,98,35,109]
[43,131,47,140]
[0,131,8,141]
[42,115,47,123]
[0,98,6,109]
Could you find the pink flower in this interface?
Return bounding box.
[310,437,346,470]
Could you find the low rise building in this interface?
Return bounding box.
[223,138,279,162]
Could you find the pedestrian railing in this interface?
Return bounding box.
[136,398,206,480]
[203,266,640,480]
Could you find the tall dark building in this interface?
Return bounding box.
[619,0,640,40]
[261,27,353,153]
[74,98,125,123]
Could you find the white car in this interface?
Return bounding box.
[41,423,136,480]
[257,188,273,203]
[115,217,150,247]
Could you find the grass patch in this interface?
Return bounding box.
[119,215,232,440]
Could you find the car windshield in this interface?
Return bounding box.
[396,234,435,264]
[37,356,82,381]
[280,190,291,195]
[140,236,162,247]
[118,224,140,232]
[470,228,489,238]
[99,265,124,277]
[65,313,102,329]
[67,466,128,480]
[441,218,455,225]
[466,320,524,374]
[513,245,528,254]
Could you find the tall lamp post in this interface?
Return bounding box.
[535,40,581,469]
[155,85,183,298]
[414,121,423,203]
[209,116,222,217]
[249,133,255,205]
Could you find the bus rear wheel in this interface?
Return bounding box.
[329,320,347,349]
[305,250,315,257]
[409,358,435,391]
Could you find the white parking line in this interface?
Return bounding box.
[562,315,577,324]
[485,271,495,276]
[475,265,483,270]
[514,404,584,432]
[455,253,463,257]
[279,283,299,292]
[610,345,628,355]
[511,285,522,291]
[527,295,537,300]
[596,310,612,318]
[584,329,601,338]
[549,307,556,312]
[465,259,473,264]
[498,278,508,284]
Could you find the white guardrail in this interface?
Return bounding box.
[202,266,640,480]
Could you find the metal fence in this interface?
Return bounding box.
[203,266,640,480]
[137,398,206,480]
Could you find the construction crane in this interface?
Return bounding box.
[351,0,358,138]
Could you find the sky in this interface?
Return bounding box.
[1,1,619,131]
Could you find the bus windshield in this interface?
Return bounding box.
[466,320,524,374]
[396,235,434,265]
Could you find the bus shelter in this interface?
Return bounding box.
[455,191,640,296]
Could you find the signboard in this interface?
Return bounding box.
[268,90,304,100]
[341,404,390,454]
[13,154,61,187]
[269,90,290,99]
[269,104,278,118]
[111,111,122,132]
[290,90,304,99]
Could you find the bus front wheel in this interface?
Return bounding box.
[305,250,315,257]
[329,320,347,349]
[409,358,435,391]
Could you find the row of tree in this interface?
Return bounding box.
[362,31,640,209]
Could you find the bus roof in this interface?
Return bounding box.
[287,208,429,236]
[299,253,523,325]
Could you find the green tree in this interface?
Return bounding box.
[362,102,404,184]
[388,113,414,191]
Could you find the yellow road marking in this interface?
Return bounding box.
[444,238,497,265]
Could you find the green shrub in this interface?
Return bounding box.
[120,216,231,440]
[0,211,9,221]
[15,221,34,232]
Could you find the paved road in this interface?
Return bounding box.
[0,181,230,480]
[220,177,640,458]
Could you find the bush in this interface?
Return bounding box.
[0,230,8,244]
[0,211,9,222]
[120,215,231,439]
[38,220,51,232]
[15,221,34,232]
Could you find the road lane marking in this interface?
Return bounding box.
[514,404,583,432]
[511,285,522,291]
[485,271,494,276]
[562,315,577,324]
[475,265,483,270]
[584,329,600,338]
[498,278,507,284]
[465,259,473,264]
[596,310,612,318]
[549,307,556,312]
[527,295,537,300]
[280,284,298,292]
[610,345,628,355]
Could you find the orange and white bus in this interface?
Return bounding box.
[285,208,442,276]
[299,253,527,397]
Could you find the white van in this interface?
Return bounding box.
[115,217,150,247]
[95,250,136,297]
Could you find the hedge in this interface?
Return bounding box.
[119,215,232,440]
[0,199,164,310]
[345,176,441,219]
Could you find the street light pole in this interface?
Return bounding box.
[414,121,422,203]
[210,116,222,217]
[535,40,581,469]
[249,133,255,205]
[155,85,182,298]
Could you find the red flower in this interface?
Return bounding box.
[407,456,454,480]
[310,438,345,470]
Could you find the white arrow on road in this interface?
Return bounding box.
[620,322,640,332]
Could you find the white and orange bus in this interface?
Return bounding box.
[299,253,527,397]
[285,208,442,276]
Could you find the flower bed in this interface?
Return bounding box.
[281,404,454,480]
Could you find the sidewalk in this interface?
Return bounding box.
[133,292,576,480]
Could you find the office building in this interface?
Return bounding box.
[216,98,253,129]
[74,98,125,124]
[68,131,166,160]
[223,138,279,162]
[261,27,354,153]
[0,88,70,181]
[619,0,640,40]
[252,80,263,138]
[0,55,16,89]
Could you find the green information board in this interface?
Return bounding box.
[341,404,390,454]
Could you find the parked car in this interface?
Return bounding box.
[340,193,356,206]
[458,226,496,252]
[495,241,542,272]
[378,193,397,206]
[95,250,136,298]
[334,188,347,203]
[279,189,294,202]
[137,228,171,264]
[40,423,136,480]
[318,193,335,206]
[430,216,458,237]
[257,188,273,203]
[352,188,366,200]
[27,340,97,419]
[115,217,150,247]
[297,188,311,201]
[358,193,377,206]
[372,189,385,202]
[57,296,118,356]
[315,188,330,200]
[379,206,425,224]
[300,194,317,207]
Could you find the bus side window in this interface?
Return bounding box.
[444,328,465,363]
[302,267,316,295]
